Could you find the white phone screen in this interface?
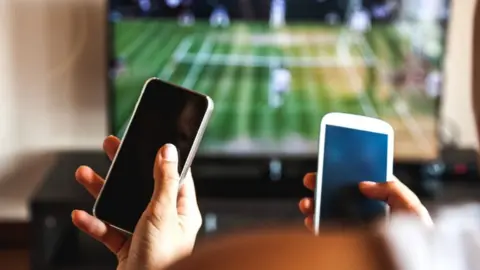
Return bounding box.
[319,124,389,222]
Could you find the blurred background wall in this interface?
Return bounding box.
[0,0,476,177]
[0,0,107,177]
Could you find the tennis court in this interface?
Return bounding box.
[113,20,438,159]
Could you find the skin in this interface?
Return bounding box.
[298,173,433,229]
[72,136,433,270]
[72,136,202,270]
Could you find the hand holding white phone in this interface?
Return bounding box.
[313,112,394,234]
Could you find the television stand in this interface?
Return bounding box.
[269,158,283,181]
[29,151,303,270]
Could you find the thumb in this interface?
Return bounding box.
[359,181,433,226]
[151,144,180,215]
[358,181,387,200]
[358,181,424,212]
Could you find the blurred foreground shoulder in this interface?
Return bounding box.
[168,226,395,270]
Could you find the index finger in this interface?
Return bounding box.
[75,166,104,198]
[103,135,121,161]
[303,173,316,191]
[179,169,196,200]
[72,210,129,260]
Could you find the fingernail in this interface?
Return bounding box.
[161,144,178,162]
[359,181,376,187]
[71,210,76,219]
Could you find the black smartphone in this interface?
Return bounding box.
[93,78,214,234]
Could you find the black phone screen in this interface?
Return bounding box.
[319,124,389,224]
[95,79,210,233]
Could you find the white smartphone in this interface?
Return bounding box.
[313,112,394,234]
[93,78,214,234]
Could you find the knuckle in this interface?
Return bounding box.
[159,165,180,181]
[146,209,166,230]
[160,172,178,181]
[386,181,403,192]
[162,159,178,165]
[163,175,180,186]
[386,181,398,188]
[147,202,172,222]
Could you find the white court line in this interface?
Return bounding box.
[356,34,432,152]
[174,37,195,61]
[337,30,378,118]
[318,62,343,112]
[318,35,344,112]
[274,34,303,134]
[214,33,339,45]
[157,37,194,80]
[301,34,322,117]
[209,33,245,117]
[177,53,372,68]
[235,51,254,137]
[118,34,191,134]
[214,106,330,114]
[122,24,158,58]
[182,37,215,89]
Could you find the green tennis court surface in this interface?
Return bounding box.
[112,20,438,158]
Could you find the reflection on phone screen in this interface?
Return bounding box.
[320,124,388,223]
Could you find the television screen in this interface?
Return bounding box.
[108,0,450,161]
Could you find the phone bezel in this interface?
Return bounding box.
[313,112,394,235]
[92,77,214,235]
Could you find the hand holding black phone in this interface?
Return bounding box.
[93,78,214,234]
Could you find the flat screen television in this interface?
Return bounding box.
[107,0,450,168]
